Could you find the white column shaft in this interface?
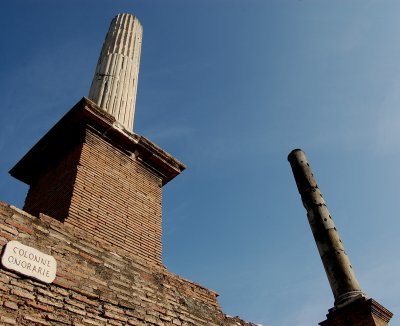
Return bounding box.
[89,13,142,131]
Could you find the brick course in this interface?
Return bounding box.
[66,129,163,265]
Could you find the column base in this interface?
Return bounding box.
[319,297,393,326]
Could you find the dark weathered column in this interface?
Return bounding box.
[287,149,365,307]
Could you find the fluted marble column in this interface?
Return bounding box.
[89,13,142,131]
[288,149,366,307]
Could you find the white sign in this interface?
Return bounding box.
[1,241,57,283]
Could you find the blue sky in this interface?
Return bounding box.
[0,1,399,325]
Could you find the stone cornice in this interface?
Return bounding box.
[10,97,186,186]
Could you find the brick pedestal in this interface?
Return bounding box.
[10,97,185,266]
[319,298,393,326]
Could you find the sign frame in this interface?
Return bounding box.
[1,240,57,284]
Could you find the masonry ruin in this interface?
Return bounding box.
[0,13,255,326]
[0,12,395,326]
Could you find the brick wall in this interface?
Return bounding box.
[67,129,163,266]
[23,143,82,222]
[13,99,185,267]
[22,129,163,266]
[4,99,255,325]
[0,201,255,325]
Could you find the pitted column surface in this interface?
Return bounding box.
[288,149,365,307]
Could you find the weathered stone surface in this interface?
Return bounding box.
[288,149,364,307]
[288,149,393,325]
[88,13,142,131]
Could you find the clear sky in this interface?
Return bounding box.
[0,1,399,325]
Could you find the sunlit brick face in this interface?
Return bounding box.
[24,127,163,266]
[67,129,163,265]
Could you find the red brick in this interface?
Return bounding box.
[0,231,16,241]
[55,268,72,280]
[0,316,17,325]
[37,295,63,308]
[72,288,100,300]
[27,300,55,312]
[23,315,51,325]
[46,313,71,324]
[0,273,10,284]
[52,277,74,289]
[5,218,34,235]
[10,279,34,292]
[81,318,104,326]
[65,305,87,316]
[79,251,102,264]
[11,288,35,300]
[104,310,128,322]
[3,300,18,310]
[0,224,18,235]
[72,293,98,306]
